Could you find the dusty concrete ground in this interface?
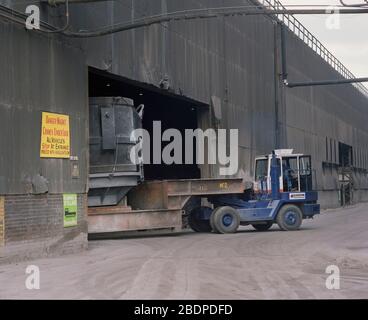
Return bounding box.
[0,204,367,299]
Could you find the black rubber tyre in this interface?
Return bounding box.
[188,206,213,233]
[276,204,303,231]
[211,206,240,234]
[210,208,219,233]
[252,222,273,231]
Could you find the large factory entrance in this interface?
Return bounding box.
[88,68,210,182]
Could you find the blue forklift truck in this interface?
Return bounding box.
[188,150,320,233]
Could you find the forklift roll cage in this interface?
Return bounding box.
[254,149,314,194]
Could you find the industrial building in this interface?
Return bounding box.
[0,0,367,263]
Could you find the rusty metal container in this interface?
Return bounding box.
[88,97,143,207]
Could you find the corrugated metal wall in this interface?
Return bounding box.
[0,20,88,195]
[283,30,368,192]
[70,0,278,180]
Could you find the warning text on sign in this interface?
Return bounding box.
[40,112,70,158]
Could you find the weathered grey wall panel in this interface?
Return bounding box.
[68,0,278,179]
[0,22,88,195]
[282,29,368,198]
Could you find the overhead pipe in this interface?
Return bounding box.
[279,23,368,89]
[287,78,368,88]
[62,7,368,38]
[43,0,70,33]
[2,3,368,37]
[340,0,368,7]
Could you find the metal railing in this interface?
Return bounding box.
[257,0,368,96]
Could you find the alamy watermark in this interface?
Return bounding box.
[25,265,40,290]
[25,5,40,30]
[325,265,340,290]
[130,122,239,176]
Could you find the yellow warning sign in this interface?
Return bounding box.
[40,112,70,158]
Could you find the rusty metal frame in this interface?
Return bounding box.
[88,178,245,234]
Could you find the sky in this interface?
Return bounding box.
[279,0,368,83]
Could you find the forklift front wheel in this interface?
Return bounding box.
[276,205,303,231]
[211,206,240,234]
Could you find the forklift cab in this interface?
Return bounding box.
[254,149,313,194]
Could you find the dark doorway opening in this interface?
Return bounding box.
[339,142,353,167]
[88,67,207,181]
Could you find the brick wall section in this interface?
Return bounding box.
[0,194,88,264]
[4,194,86,242]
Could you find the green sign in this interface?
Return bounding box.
[63,194,78,228]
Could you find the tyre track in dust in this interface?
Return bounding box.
[121,233,205,299]
[75,239,166,299]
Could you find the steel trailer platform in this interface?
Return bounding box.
[88,178,245,235]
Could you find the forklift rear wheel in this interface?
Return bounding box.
[276,205,302,231]
[211,206,240,234]
[188,206,213,233]
[252,222,273,231]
